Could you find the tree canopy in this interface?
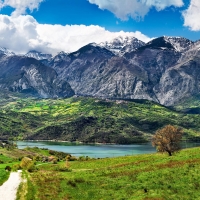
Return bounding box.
[152,125,183,156]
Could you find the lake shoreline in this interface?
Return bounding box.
[16,141,156,158]
[17,139,150,146]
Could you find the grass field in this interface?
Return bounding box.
[0,145,200,199]
[0,165,10,186]
[0,154,15,186]
[18,147,200,200]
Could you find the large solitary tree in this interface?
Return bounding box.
[152,125,183,156]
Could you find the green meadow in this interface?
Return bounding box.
[17,147,200,200]
[0,143,200,199]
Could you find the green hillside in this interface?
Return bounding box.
[20,147,200,200]
[0,95,200,143]
[1,145,200,199]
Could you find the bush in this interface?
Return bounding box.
[78,156,86,161]
[27,162,36,172]
[55,165,71,172]
[20,157,36,172]
[52,159,58,164]
[48,156,58,163]
[20,157,33,168]
[67,180,76,187]
[5,166,11,171]
[12,164,22,171]
[68,156,77,161]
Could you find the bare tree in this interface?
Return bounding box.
[152,125,183,156]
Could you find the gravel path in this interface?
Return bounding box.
[0,170,22,200]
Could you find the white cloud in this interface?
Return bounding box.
[182,0,200,31]
[0,0,44,16]
[88,0,184,20]
[0,14,151,55]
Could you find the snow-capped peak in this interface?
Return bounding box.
[25,50,52,60]
[145,36,194,52]
[0,47,15,56]
[99,36,145,56]
[163,36,194,52]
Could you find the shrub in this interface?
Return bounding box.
[55,165,71,172]
[48,156,58,163]
[12,164,22,171]
[5,166,11,171]
[20,157,36,172]
[68,156,77,161]
[78,156,86,161]
[27,162,36,172]
[67,180,76,187]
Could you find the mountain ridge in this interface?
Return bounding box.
[0,35,200,106]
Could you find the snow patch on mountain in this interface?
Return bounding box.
[163,36,194,52]
[25,50,52,60]
[99,36,145,56]
[0,47,15,56]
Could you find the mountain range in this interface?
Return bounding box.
[0,35,200,106]
[0,54,74,98]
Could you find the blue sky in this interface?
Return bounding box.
[30,0,198,40]
[0,0,199,54]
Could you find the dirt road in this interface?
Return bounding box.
[0,170,22,200]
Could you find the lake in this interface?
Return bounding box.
[16,141,156,158]
[16,141,200,158]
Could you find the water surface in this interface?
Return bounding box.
[16,141,200,158]
[17,141,156,158]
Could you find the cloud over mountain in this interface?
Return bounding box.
[182,0,200,31]
[88,0,184,20]
[0,14,151,55]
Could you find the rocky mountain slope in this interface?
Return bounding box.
[0,53,74,98]
[25,50,52,60]
[0,47,15,56]
[0,36,200,106]
[45,36,200,106]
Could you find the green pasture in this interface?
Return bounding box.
[23,147,200,200]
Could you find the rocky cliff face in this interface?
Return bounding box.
[0,54,74,98]
[154,42,200,105]
[46,36,200,106]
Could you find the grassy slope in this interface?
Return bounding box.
[0,147,53,186]
[1,96,200,143]
[23,147,200,200]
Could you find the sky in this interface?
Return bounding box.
[0,0,199,55]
